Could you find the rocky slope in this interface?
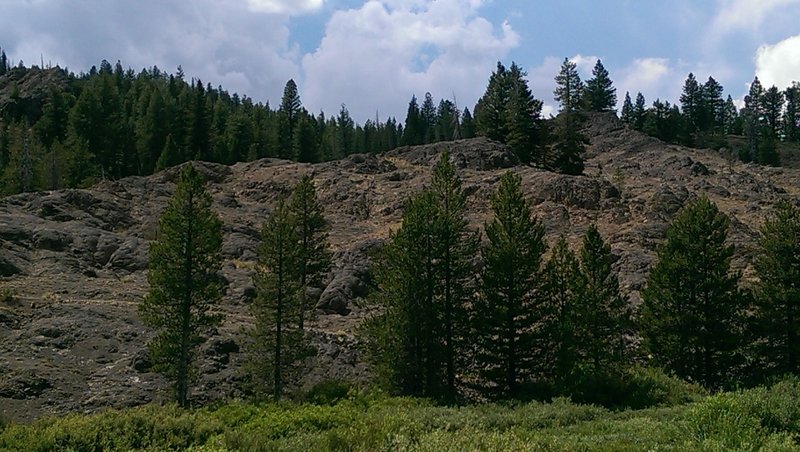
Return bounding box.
[1,113,798,421]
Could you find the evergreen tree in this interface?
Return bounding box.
[754,202,800,379]
[702,76,725,132]
[583,59,617,112]
[402,95,424,146]
[431,151,479,401]
[576,225,632,378]
[763,85,785,138]
[785,83,800,142]
[474,62,510,142]
[292,113,320,163]
[633,92,646,130]
[620,92,634,125]
[743,77,765,162]
[0,49,7,76]
[139,165,224,407]
[277,79,302,158]
[474,171,546,398]
[362,191,443,396]
[722,95,739,135]
[156,134,181,171]
[541,236,585,389]
[550,111,586,175]
[288,175,332,330]
[641,197,744,389]
[248,197,308,400]
[504,64,543,165]
[336,104,355,157]
[554,57,583,113]
[461,107,475,139]
[679,73,703,139]
[421,92,437,143]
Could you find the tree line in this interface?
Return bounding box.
[142,156,800,407]
[363,155,800,402]
[0,50,621,197]
[621,73,800,166]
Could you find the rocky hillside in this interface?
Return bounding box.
[1,113,797,421]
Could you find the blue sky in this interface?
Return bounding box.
[2,0,800,122]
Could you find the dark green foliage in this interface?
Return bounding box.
[763,85,784,138]
[643,99,682,143]
[540,236,585,390]
[288,175,332,330]
[248,197,308,400]
[576,225,633,380]
[362,152,476,401]
[0,59,409,195]
[620,92,634,125]
[753,202,800,379]
[549,111,586,175]
[641,197,745,389]
[679,73,703,138]
[460,107,475,139]
[583,59,616,112]
[362,191,442,396]
[474,62,544,165]
[785,83,800,142]
[155,134,181,171]
[474,171,546,398]
[633,92,646,130]
[139,165,224,407]
[554,57,583,113]
[402,95,424,146]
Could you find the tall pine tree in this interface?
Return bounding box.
[139,165,224,407]
[583,59,617,112]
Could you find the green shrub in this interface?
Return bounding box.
[304,380,354,405]
[565,366,706,410]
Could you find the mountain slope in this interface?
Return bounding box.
[1,113,796,421]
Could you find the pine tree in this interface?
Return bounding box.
[583,59,617,112]
[362,191,443,396]
[743,77,765,162]
[421,92,437,144]
[554,57,584,113]
[541,236,585,390]
[461,107,475,139]
[754,202,800,379]
[402,95,424,146]
[431,151,479,401]
[679,73,703,140]
[474,171,546,398]
[248,197,309,399]
[702,76,724,132]
[504,65,543,165]
[550,111,586,175]
[641,197,744,389]
[277,79,302,158]
[139,165,224,407]
[576,225,632,377]
[763,85,785,138]
[723,95,739,135]
[292,113,320,163]
[785,83,800,142]
[474,62,510,142]
[156,134,181,171]
[633,92,646,130]
[288,175,332,330]
[620,92,634,125]
[336,104,355,157]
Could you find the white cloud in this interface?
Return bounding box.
[617,58,676,102]
[709,0,800,42]
[755,35,800,89]
[0,0,300,105]
[300,0,518,121]
[246,0,324,15]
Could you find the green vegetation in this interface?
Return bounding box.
[139,165,224,407]
[9,376,800,451]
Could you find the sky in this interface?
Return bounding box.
[2,0,800,122]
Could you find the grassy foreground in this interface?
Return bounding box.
[2,378,800,451]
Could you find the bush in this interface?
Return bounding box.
[565,366,706,410]
[304,380,354,406]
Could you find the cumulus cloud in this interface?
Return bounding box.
[755,35,800,89]
[300,0,519,121]
[0,0,300,105]
[709,0,800,41]
[246,0,325,15]
[617,58,677,102]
